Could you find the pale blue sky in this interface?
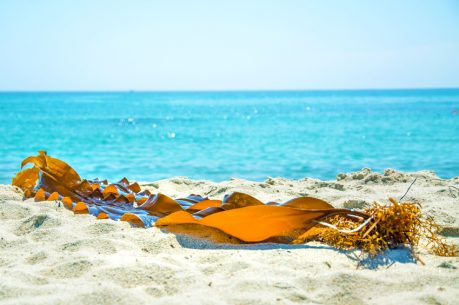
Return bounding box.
[0,0,458,91]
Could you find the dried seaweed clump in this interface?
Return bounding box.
[305,198,458,257]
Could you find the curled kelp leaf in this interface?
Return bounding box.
[186,199,222,213]
[139,193,185,216]
[281,196,334,210]
[12,167,40,198]
[220,192,264,210]
[17,151,90,201]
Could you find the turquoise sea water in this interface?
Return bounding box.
[0,90,458,184]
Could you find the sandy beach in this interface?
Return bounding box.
[1,168,458,305]
[2,1,458,304]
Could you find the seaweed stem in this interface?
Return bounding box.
[362,218,381,238]
[399,178,417,202]
[313,216,373,234]
[448,185,459,198]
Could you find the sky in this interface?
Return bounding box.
[0,0,458,91]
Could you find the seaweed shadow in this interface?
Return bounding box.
[173,233,335,251]
[349,247,416,269]
[173,233,417,269]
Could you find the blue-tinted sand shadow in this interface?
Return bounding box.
[173,233,417,269]
[173,234,333,251]
[348,247,416,269]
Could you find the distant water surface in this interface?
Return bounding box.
[0,89,458,184]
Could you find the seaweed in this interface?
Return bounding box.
[11,151,457,258]
[293,198,458,258]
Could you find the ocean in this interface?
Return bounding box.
[0,89,458,184]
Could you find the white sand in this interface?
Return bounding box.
[1,168,458,305]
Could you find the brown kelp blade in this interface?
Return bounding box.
[186,199,222,212]
[18,151,90,201]
[11,167,40,197]
[156,206,365,243]
[221,192,264,210]
[139,193,185,216]
[281,196,334,209]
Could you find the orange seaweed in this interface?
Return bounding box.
[11,167,39,197]
[47,192,60,201]
[34,188,46,201]
[61,197,73,210]
[73,202,89,214]
[186,199,222,212]
[11,151,457,258]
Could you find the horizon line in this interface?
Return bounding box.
[1,87,459,94]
